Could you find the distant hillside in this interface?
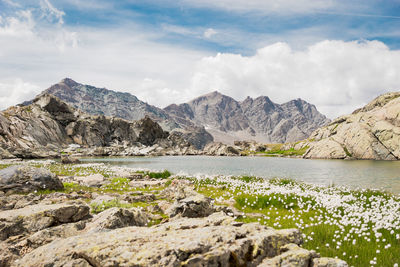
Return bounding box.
[165,91,330,144]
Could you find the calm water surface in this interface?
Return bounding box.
[82,156,400,194]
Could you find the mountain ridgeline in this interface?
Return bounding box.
[29,78,330,146]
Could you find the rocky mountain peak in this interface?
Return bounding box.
[60,77,79,87]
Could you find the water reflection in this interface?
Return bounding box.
[82,156,400,194]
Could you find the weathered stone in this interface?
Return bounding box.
[259,243,319,267]
[203,142,240,156]
[85,208,149,233]
[14,213,305,267]
[0,165,63,193]
[167,192,215,218]
[128,179,166,188]
[305,92,400,160]
[26,221,87,249]
[312,257,349,267]
[0,201,89,241]
[122,193,156,203]
[74,174,106,187]
[60,154,81,164]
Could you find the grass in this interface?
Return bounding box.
[136,170,172,179]
[0,164,12,170]
[192,175,400,267]
[90,199,151,214]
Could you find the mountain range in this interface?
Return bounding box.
[25,78,330,147]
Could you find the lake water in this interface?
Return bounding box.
[81,156,400,194]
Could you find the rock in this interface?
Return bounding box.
[259,243,319,267]
[74,174,106,187]
[203,142,240,156]
[85,208,149,232]
[0,165,63,193]
[305,92,400,160]
[26,221,87,249]
[1,92,199,159]
[128,179,165,188]
[122,193,156,203]
[312,257,349,267]
[60,154,81,164]
[167,192,215,218]
[0,201,90,241]
[14,213,305,267]
[0,242,16,267]
[0,193,41,211]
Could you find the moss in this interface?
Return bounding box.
[343,146,352,157]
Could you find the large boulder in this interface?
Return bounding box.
[0,201,90,241]
[0,165,63,193]
[167,192,215,218]
[14,213,306,267]
[305,92,400,160]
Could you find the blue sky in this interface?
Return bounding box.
[1,0,400,117]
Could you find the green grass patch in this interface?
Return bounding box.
[0,164,12,170]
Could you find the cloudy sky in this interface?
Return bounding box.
[1,0,400,118]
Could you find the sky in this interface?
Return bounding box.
[1,0,400,118]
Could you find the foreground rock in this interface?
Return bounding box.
[0,165,63,193]
[0,201,89,241]
[15,213,317,267]
[304,92,400,160]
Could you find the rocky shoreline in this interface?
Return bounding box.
[0,161,350,267]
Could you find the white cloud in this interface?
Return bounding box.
[3,0,21,8]
[203,28,217,39]
[0,79,40,110]
[40,0,65,25]
[189,40,400,118]
[1,2,400,120]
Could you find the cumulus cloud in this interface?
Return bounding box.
[1,1,400,120]
[189,40,400,118]
[0,79,40,110]
[0,4,206,110]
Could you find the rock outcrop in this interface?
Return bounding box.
[0,94,198,158]
[29,78,213,149]
[304,92,400,160]
[0,166,63,193]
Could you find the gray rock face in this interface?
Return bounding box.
[85,207,150,232]
[0,166,63,193]
[1,94,194,158]
[304,92,400,160]
[29,78,213,149]
[14,213,305,267]
[167,192,215,218]
[0,201,90,241]
[202,142,240,156]
[165,92,330,144]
